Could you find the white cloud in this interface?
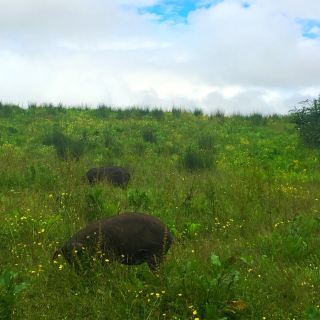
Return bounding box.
[0,0,319,113]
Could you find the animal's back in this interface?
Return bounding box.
[58,212,173,269]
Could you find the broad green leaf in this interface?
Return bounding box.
[210,253,221,267]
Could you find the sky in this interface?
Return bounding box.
[0,0,320,114]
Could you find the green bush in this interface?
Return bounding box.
[94,105,113,118]
[193,108,203,117]
[43,127,86,160]
[104,129,116,148]
[132,140,145,156]
[150,108,164,120]
[306,307,320,320]
[198,133,215,150]
[0,270,28,320]
[214,110,225,118]
[180,146,214,171]
[171,107,182,117]
[0,104,24,118]
[290,96,320,147]
[142,128,157,143]
[248,113,267,126]
[166,253,242,319]
[127,189,150,210]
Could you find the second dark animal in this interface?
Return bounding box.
[86,166,130,187]
[53,212,173,271]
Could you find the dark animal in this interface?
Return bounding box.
[53,213,173,271]
[86,166,130,187]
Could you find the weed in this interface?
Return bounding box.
[43,127,86,160]
[193,108,203,117]
[180,146,214,170]
[95,105,113,118]
[127,189,150,210]
[198,133,215,151]
[0,270,28,320]
[248,113,267,125]
[172,108,182,117]
[150,108,164,120]
[142,127,157,143]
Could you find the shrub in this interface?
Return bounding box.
[290,96,320,147]
[132,140,145,156]
[306,307,320,320]
[214,110,225,118]
[248,112,267,126]
[193,108,203,117]
[94,105,113,118]
[172,107,182,117]
[150,108,164,120]
[27,103,37,110]
[127,107,150,119]
[43,127,86,160]
[0,270,28,320]
[127,189,150,210]
[142,128,157,143]
[116,108,126,119]
[180,146,214,171]
[165,253,243,319]
[40,103,66,115]
[103,129,116,148]
[85,188,106,221]
[198,133,215,150]
[0,104,24,118]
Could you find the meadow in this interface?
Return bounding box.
[0,104,319,320]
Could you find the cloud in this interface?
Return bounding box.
[0,0,319,113]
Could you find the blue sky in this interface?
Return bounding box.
[298,19,320,39]
[0,0,320,114]
[140,0,223,22]
[141,0,319,39]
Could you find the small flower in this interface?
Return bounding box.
[193,310,197,315]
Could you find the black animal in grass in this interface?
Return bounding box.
[86,166,130,188]
[53,213,173,271]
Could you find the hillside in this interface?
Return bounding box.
[1,105,320,319]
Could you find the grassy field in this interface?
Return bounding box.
[0,104,320,319]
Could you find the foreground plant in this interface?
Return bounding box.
[0,270,28,320]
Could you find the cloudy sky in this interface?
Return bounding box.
[1,0,320,114]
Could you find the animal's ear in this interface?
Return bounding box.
[52,249,63,261]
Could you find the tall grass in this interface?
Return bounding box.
[0,105,320,319]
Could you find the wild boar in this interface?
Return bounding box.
[53,212,173,271]
[86,166,130,188]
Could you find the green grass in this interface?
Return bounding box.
[0,105,320,319]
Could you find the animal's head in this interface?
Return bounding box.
[52,248,63,261]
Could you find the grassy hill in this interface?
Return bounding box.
[0,104,320,319]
